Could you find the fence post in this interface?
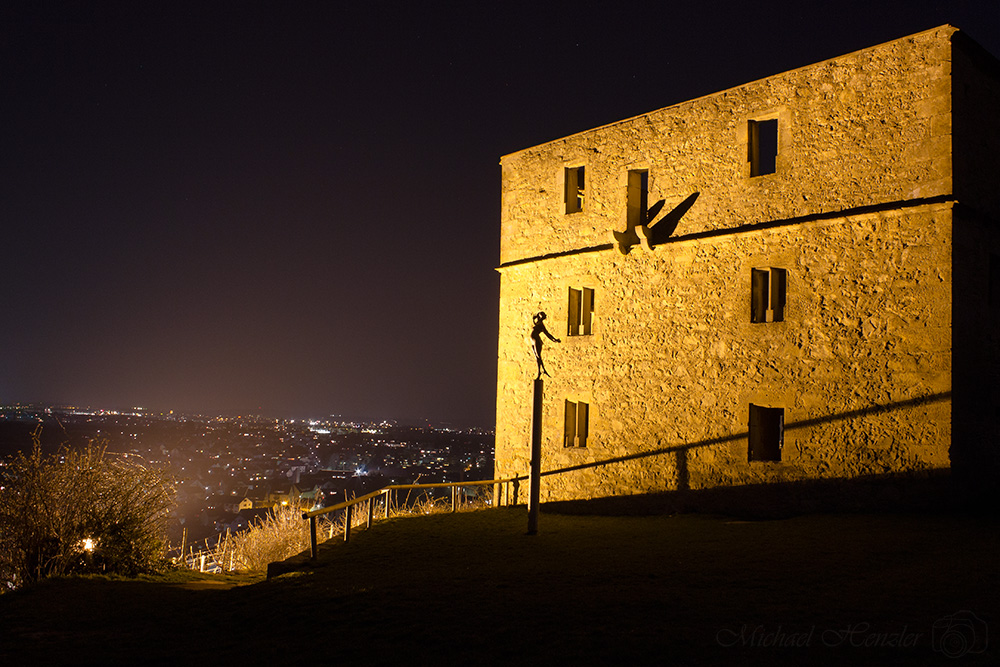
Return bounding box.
[512,477,520,506]
[367,498,374,528]
[493,482,500,507]
[344,505,352,543]
[309,515,318,560]
[384,489,391,519]
[451,486,458,512]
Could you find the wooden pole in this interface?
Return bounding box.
[344,505,352,543]
[528,378,543,535]
[367,498,374,528]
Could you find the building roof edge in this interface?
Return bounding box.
[500,24,963,163]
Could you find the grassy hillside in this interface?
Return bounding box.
[1,507,996,665]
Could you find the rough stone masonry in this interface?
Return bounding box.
[495,25,1000,509]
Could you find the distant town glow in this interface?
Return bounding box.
[0,404,495,558]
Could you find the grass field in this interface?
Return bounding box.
[1,506,996,665]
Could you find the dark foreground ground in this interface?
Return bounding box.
[0,507,996,666]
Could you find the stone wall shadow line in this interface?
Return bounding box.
[498,195,956,270]
[539,391,952,478]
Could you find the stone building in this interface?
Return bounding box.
[494,26,1000,510]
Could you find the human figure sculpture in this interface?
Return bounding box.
[530,311,560,379]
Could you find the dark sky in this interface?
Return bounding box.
[2,1,998,426]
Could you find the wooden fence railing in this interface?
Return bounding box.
[301,477,522,560]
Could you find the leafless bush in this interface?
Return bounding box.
[0,428,175,591]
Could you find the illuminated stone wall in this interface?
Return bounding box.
[499,26,956,268]
[495,26,1000,505]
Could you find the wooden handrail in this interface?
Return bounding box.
[302,487,389,520]
[302,477,520,519]
[302,476,522,559]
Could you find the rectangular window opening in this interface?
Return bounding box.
[751,267,786,323]
[564,400,589,448]
[748,404,783,462]
[565,166,585,214]
[568,287,595,336]
[749,119,778,176]
[626,169,649,228]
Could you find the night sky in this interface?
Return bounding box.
[2,2,998,426]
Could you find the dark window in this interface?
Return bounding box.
[751,267,786,323]
[748,404,783,462]
[568,287,594,336]
[565,166,585,213]
[564,400,589,448]
[626,169,649,228]
[749,119,778,176]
